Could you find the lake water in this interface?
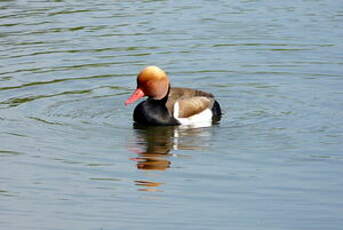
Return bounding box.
[1,0,343,229]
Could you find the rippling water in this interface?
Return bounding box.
[1,0,343,229]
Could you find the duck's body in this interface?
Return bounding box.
[125,66,221,126]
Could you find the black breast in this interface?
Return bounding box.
[133,99,179,126]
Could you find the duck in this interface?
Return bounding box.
[125,66,221,126]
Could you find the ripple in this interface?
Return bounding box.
[0,89,93,108]
[47,9,99,16]
[38,92,128,126]
[0,150,22,156]
[89,177,120,181]
[3,46,160,59]
[0,75,127,91]
[28,117,64,126]
[0,189,15,197]
[1,1,343,229]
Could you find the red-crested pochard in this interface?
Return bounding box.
[125,66,221,126]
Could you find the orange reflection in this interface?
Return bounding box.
[130,125,213,191]
[130,125,176,171]
[135,180,163,192]
[136,157,170,170]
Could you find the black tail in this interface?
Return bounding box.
[212,100,222,122]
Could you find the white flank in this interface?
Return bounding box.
[173,102,213,128]
[173,101,180,119]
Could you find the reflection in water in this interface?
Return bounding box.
[130,124,214,191]
[132,124,212,170]
[130,125,174,171]
[134,180,163,192]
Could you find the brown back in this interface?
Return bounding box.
[166,87,215,118]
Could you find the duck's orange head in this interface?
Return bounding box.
[125,66,170,105]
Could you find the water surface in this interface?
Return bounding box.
[1,0,343,229]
